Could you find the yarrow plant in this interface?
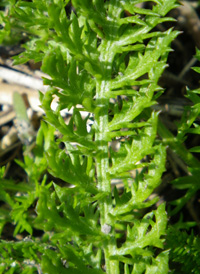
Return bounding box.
[0,0,185,273]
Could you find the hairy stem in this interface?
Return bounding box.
[95,80,119,273]
[95,41,119,273]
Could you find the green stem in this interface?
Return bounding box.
[95,80,119,274]
[95,41,119,273]
[96,80,111,223]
